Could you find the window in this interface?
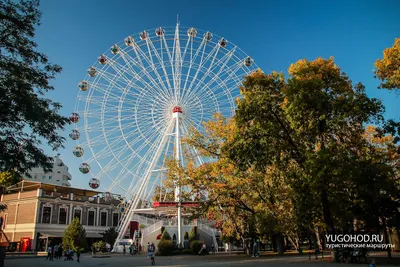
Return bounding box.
[112,213,119,227]
[42,206,52,223]
[58,205,68,224]
[88,210,95,226]
[100,211,107,226]
[74,209,82,222]
[42,175,46,179]
[49,176,52,180]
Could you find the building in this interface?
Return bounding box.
[0,181,121,251]
[23,155,72,187]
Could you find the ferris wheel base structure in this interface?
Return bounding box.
[70,22,258,252]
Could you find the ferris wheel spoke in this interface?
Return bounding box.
[185,43,219,99]
[182,38,206,93]
[144,41,172,97]
[146,37,173,90]
[192,61,243,107]
[183,47,236,103]
[126,44,171,101]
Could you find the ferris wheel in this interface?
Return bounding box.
[70,23,258,245]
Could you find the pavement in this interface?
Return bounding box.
[4,253,400,267]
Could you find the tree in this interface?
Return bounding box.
[101,227,118,250]
[228,58,385,235]
[374,38,400,90]
[0,171,21,187]
[62,217,87,252]
[166,115,300,254]
[0,0,70,177]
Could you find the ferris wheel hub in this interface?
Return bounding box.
[172,106,183,113]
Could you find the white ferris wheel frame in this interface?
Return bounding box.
[72,23,258,248]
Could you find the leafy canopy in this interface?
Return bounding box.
[62,217,87,252]
[374,38,400,90]
[0,0,70,176]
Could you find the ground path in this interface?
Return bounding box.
[5,252,400,267]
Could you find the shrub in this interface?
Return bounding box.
[157,240,174,256]
[172,249,181,255]
[92,241,106,252]
[161,229,171,240]
[190,240,203,255]
[189,227,196,241]
[182,249,191,254]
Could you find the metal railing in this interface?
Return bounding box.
[198,223,220,252]
[141,220,164,238]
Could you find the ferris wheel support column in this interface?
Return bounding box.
[173,109,182,248]
[112,121,174,251]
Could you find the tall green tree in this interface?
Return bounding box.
[228,58,386,235]
[62,217,87,252]
[0,0,70,177]
[101,227,118,249]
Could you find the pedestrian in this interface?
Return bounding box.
[123,244,126,255]
[252,240,259,257]
[58,245,63,260]
[46,245,52,260]
[77,250,81,263]
[53,244,58,259]
[370,260,377,267]
[68,248,74,261]
[129,245,132,255]
[199,243,206,256]
[211,244,215,254]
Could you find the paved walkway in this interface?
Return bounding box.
[4,253,399,267]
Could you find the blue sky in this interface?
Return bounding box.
[34,0,400,189]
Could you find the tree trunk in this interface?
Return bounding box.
[321,188,335,235]
[382,217,392,259]
[277,234,285,255]
[272,234,278,252]
[315,226,322,250]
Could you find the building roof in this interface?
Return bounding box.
[5,181,101,197]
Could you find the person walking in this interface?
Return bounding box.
[77,250,81,263]
[199,243,206,256]
[46,245,52,260]
[53,244,58,259]
[123,244,126,255]
[211,244,215,255]
[252,240,259,257]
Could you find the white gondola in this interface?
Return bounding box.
[203,31,212,41]
[89,178,100,189]
[78,81,88,91]
[244,56,253,66]
[69,113,79,123]
[79,163,90,174]
[187,27,197,37]
[155,27,165,36]
[69,129,80,140]
[111,44,120,55]
[73,146,84,157]
[87,67,97,77]
[124,36,134,46]
[139,31,148,40]
[219,38,228,48]
[98,54,107,65]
